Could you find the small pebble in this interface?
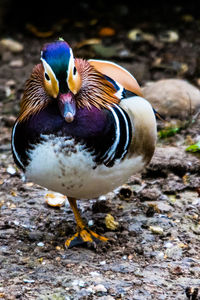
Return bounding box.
[78,280,85,288]
[23,279,35,283]
[88,220,94,226]
[149,225,164,235]
[98,195,107,201]
[156,202,172,213]
[37,242,44,247]
[7,165,16,175]
[9,59,24,68]
[93,284,107,293]
[156,251,165,260]
[191,224,200,235]
[28,231,43,241]
[5,79,16,87]
[165,246,183,259]
[5,86,13,97]
[119,49,130,58]
[71,279,86,288]
[192,198,200,205]
[0,38,24,52]
[90,271,101,276]
[164,241,174,248]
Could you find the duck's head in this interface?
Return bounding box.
[41,39,81,122]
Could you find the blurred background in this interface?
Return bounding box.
[0,0,200,89]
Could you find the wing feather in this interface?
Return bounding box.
[88,59,142,96]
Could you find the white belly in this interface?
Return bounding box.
[26,135,145,199]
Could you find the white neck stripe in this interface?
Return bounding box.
[12,121,24,169]
[102,106,120,164]
[114,104,130,158]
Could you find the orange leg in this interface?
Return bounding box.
[65,197,108,248]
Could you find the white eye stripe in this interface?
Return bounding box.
[40,57,59,98]
[67,49,75,83]
[68,48,76,78]
[41,57,58,84]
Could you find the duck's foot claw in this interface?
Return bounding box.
[65,229,108,248]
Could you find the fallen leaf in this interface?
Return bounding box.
[105,214,119,230]
[38,257,43,263]
[91,44,117,58]
[186,141,200,153]
[45,192,66,207]
[75,38,101,49]
[158,126,181,139]
[26,23,54,38]
[149,225,164,235]
[0,38,24,52]
[159,30,179,42]
[127,29,143,41]
[127,29,155,42]
[168,195,176,203]
[182,174,190,185]
[10,190,17,197]
[182,14,194,22]
[98,27,116,37]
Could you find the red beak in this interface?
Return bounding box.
[58,92,76,123]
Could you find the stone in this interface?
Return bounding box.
[165,245,183,259]
[139,187,161,201]
[0,38,24,53]
[149,225,164,235]
[6,165,16,175]
[142,79,200,119]
[93,284,107,293]
[28,231,43,241]
[148,201,172,213]
[9,59,24,67]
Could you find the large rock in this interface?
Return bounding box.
[142,79,200,119]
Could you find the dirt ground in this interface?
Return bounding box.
[0,4,200,300]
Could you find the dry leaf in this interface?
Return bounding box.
[98,27,116,37]
[26,24,54,38]
[75,38,101,49]
[105,214,119,230]
[45,192,66,207]
[149,225,164,235]
[0,38,24,52]
[159,31,179,43]
[127,29,143,41]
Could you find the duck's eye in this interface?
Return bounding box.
[45,72,50,81]
[73,66,77,76]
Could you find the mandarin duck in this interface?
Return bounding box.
[12,39,157,248]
